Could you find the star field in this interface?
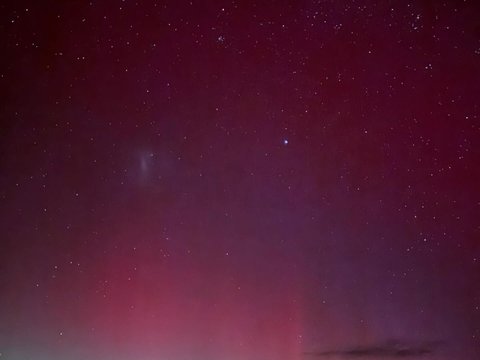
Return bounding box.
[0,1,479,360]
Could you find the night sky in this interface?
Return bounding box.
[0,1,479,359]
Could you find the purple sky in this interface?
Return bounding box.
[0,1,479,359]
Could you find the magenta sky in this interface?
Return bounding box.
[0,1,479,359]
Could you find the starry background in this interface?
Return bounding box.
[0,1,479,359]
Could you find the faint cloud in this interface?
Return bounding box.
[304,339,443,358]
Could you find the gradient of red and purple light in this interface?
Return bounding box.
[0,1,479,359]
